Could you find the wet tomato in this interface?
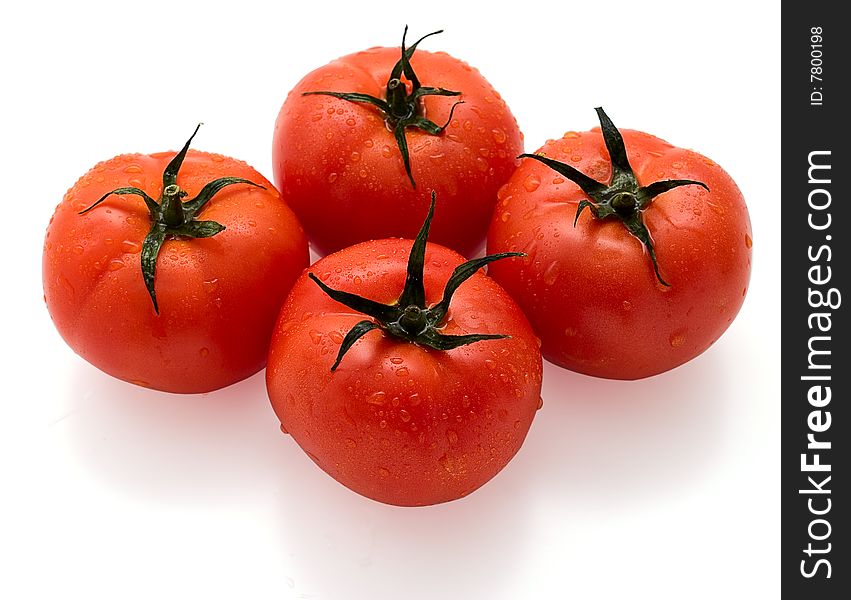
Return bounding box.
[266,196,542,505]
[44,126,309,393]
[272,27,523,257]
[488,108,752,379]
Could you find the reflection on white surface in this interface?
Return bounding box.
[66,367,283,506]
[55,345,732,599]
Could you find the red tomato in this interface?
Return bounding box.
[272,27,523,257]
[487,108,752,379]
[43,126,309,393]
[266,198,542,506]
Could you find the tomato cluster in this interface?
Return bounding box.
[43,27,751,506]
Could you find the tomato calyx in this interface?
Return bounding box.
[78,124,264,313]
[307,192,523,371]
[519,107,709,286]
[302,26,464,188]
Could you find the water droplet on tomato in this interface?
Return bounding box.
[521,239,538,263]
[378,467,390,477]
[390,357,403,365]
[537,396,544,410]
[669,331,686,348]
[396,367,409,377]
[745,233,753,248]
[329,331,344,344]
[563,131,580,139]
[367,391,387,405]
[327,172,338,183]
[622,300,632,311]
[199,347,210,358]
[399,409,411,422]
[72,245,84,255]
[345,117,356,126]
[438,454,455,473]
[308,330,323,344]
[476,157,489,172]
[107,258,125,271]
[542,261,560,286]
[346,438,357,448]
[408,393,421,406]
[446,430,459,446]
[523,174,540,192]
[121,240,142,254]
[124,164,142,174]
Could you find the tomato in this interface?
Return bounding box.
[266,196,542,506]
[43,126,309,393]
[272,27,523,257]
[487,108,752,379]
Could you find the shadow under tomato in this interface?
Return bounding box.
[270,436,535,600]
[522,345,732,509]
[63,363,288,508]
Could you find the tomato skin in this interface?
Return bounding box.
[272,46,523,257]
[266,239,542,506]
[487,128,752,379]
[43,150,309,393]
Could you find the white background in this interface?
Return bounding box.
[0,1,780,598]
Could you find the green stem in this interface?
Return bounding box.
[308,192,525,371]
[302,26,463,188]
[519,107,710,286]
[77,124,264,313]
[161,184,186,227]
